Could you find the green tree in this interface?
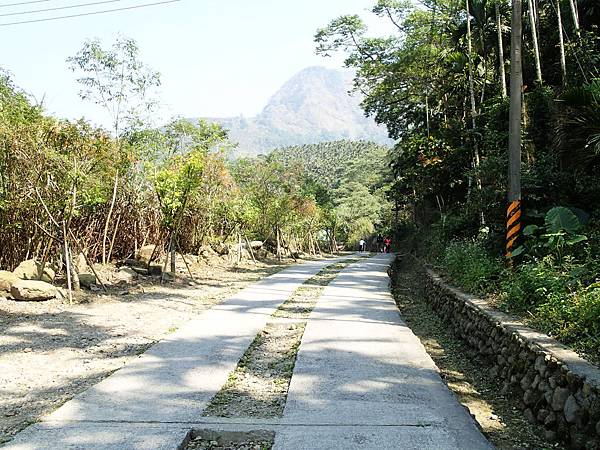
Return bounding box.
[67,36,161,264]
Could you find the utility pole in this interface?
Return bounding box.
[507,0,523,258]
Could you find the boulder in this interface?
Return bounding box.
[12,260,55,282]
[184,254,198,264]
[114,267,137,284]
[121,258,147,269]
[0,270,19,292]
[148,263,162,276]
[131,267,149,276]
[76,253,88,273]
[78,273,97,289]
[249,240,263,250]
[10,280,57,301]
[214,242,229,255]
[198,244,217,259]
[136,245,160,265]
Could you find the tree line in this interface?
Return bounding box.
[316,0,600,360]
[0,38,393,274]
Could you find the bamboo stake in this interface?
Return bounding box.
[244,234,257,264]
[107,213,121,264]
[62,222,73,304]
[68,230,108,293]
[102,172,119,265]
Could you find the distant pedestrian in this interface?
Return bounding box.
[384,237,391,253]
[376,235,384,252]
[358,239,366,252]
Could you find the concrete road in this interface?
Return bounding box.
[4,254,492,449]
[274,253,492,449]
[3,257,348,450]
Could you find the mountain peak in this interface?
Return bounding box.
[202,67,392,157]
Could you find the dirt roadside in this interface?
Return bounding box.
[391,257,565,450]
[0,258,293,444]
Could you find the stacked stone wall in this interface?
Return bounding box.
[414,260,600,449]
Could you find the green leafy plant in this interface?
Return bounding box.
[441,239,503,294]
[513,207,587,262]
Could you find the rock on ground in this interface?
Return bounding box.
[12,260,55,283]
[115,267,138,284]
[78,273,97,289]
[136,245,160,265]
[10,280,57,301]
[0,270,19,292]
[249,241,263,250]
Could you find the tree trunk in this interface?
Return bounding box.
[496,1,508,98]
[102,171,119,264]
[170,241,176,275]
[557,0,567,85]
[466,0,485,225]
[527,0,543,84]
[276,227,282,261]
[568,0,579,34]
[425,94,430,138]
[68,243,80,292]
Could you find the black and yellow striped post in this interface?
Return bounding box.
[506,200,522,258]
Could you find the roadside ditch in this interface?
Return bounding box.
[390,255,566,450]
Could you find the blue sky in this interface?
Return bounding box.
[0,0,393,128]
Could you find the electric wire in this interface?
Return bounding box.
[0,0,51,8]
[0,0,180,26]
[0,0,125,17]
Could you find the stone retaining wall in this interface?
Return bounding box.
[414,259,600,449]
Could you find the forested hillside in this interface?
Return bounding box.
[270,140,389,190]
[317,0,600,362]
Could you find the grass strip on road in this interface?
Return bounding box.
[202,258,361,418]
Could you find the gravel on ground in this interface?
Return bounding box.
[185,437,272,450]
[390,257,565,450]
[184,430,273,450]
[202,258,360,419]
[0,258,291,444]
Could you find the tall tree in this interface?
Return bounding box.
[496,0,508,97]
[557,0,567,85]
[67,36,160,264]
[527,0,543,83]
[465,0,484,224]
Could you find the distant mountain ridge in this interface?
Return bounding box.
[198,66,392,157]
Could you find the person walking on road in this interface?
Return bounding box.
[384,237,391,253]
[358,239,366,252]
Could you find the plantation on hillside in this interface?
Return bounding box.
[270,140,389,190]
